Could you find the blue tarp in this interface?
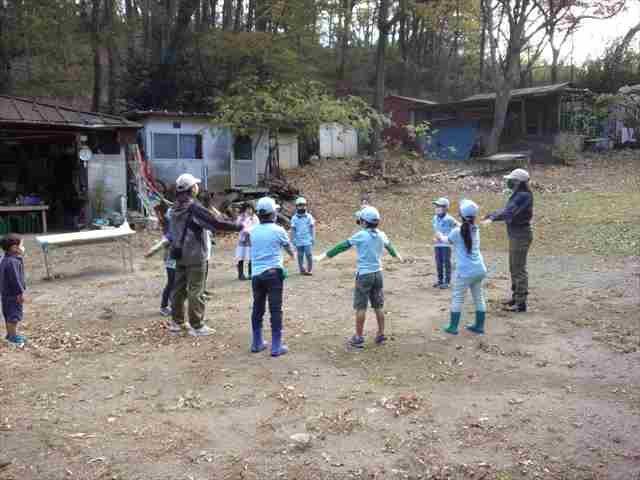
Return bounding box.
[419,120,478,161]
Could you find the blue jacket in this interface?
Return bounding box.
[0,254,26,298]
[488,190,533,235]
[432,214,458,247]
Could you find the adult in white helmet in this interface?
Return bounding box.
[315,205,403,349]
[168,173,242,336]
[248,196,296,357]
[291,197,316,275]
[483,168,533,312]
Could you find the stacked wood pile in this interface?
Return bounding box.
[213,176,301,229]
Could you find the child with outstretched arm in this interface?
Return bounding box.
[0,234,27,347]
[249,197,296,357]
[315,206,403,348]
[435,199,488,335]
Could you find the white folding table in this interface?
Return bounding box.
[36,222,135,279]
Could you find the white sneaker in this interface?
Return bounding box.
[167,320,187,333]
[160,307,172,317]
[188,325,215,337]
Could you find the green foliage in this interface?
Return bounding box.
[553,132,582,165]
[215,77,384,139]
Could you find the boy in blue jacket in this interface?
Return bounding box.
[0,234,27,347]
[316,206,403,348]
[432,197,459,289]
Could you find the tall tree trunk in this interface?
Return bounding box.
[478,0,486,87]
[151,0,201,106]
[105,0,120,113]
[255,0,268,31]
[233,0,243,31]
[222,0,233,30]
[91,0,107,112]
[0,1,12,94]
[371,0,395,174]
[550,46,560,84]
[487,48,521,154]
[337,0,354,80]
[246,0,255,30]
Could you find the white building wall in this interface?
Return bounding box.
[141,116,232,191]
[278,133,299,169]
[319,123,358,158]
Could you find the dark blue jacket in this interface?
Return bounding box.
[488,190,533,235]
[0,254,26,298]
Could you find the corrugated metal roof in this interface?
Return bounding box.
[0,95,141,129]
[386,94,438,106]
[126,110,216,119]
[460,83,575,102]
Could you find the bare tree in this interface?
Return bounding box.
[483,0,551,154]
[607,19,640,89]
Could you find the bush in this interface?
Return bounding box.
[553,133,583,165]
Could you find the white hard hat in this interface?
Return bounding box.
[295,197,307,206]
[504,168,530,182]
[360,206,381,224]
[176,173,201,192]
[432,197,450,208]
[459,199,479,219]
[256,196,280,215]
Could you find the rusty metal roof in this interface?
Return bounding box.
[0,95,141,129]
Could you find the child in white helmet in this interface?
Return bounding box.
[432,197,459,289]
[290,197,316,275]
[249,197,296,357]
[316,206,403,348]
[235,203,258,281]
[434,199,487,335]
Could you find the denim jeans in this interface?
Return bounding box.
[434,246,452,284]
[251,268,284,335]
[451,273,486,313]
[297,245,313,272]
[161,267,176,309]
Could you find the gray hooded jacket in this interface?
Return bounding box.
[170,195,241,267]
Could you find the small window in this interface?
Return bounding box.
[234,135,253,160]
[180,134,199,159]
[153,133,178,159]
[152,133,202,160]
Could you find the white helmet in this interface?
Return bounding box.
[256,196,280,215]
[360,206,381,224]
[295,197,307,206]
[504,168,530,182]
[432,197,450,208]
[176,173,201,192]
[459,199,479,219]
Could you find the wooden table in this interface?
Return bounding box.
[0,205,49,233]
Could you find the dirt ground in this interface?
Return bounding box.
[1,153,639,480]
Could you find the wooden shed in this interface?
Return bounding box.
[0,96,140,232]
